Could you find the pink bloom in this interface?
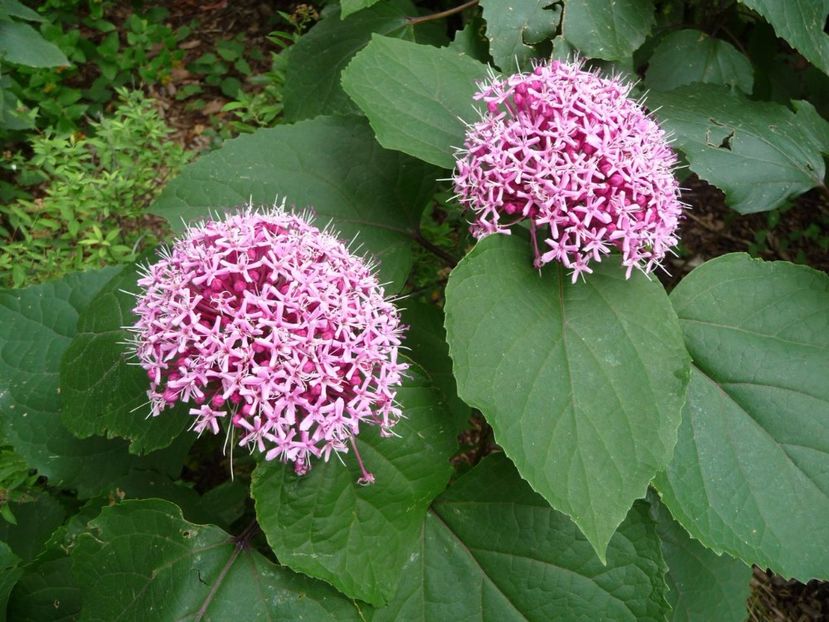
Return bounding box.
[129,204,407,482]
[453,59,684,282]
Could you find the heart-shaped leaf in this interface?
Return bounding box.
[444,234,689,558]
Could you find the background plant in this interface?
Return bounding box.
[0,1,827,620]
[0,88,188,287]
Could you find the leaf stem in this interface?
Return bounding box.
[193,520,260,621]
[412,228,459,267]
[407,0,479,26]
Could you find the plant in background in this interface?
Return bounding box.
[0,0,68,131]
[130,206,407,483]
[0,89,188,287]
[222,7,319,133]
[4,2,188,137]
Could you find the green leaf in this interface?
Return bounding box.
[649,85,829,214]
[0,21,68,67]
[342,35,490,169]
[650,498,751,622]
[479,0,561,70]
[341,0,384,19]
[370,455,670,621]
[443,234,689,559]
[7,556,80,622]
[645,29,753,94]
[60,264,188,454]
[71,499,360,621]
[151,115,438,292]
[562,0,655,61]
[0,270,139,498]
[0,0,44,22]
[283,1,414,122]
[655,253,829,580]
[401,301,470,423]
[0,542,21,622]
[251,370,457,606]
[0,494,65,562]
[739,0,829,75]
[448,19,490,63]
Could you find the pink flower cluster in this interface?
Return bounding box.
[453,60,684,281]
[129,206,407,482]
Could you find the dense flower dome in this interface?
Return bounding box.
[129,205,407,483]
[453,59,684,281]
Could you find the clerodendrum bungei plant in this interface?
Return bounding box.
[1,1,828,620]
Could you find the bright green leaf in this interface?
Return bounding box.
[252,370,458,606]
[444,234,689,558]
[656,253,829,580]
[645,29,753,94]
[151,115,439,292]
[650,85,829,213]
[0,0,43,22]
[283,1,414,122]
[739,0,829,75]
[563,0,655,61]
[650,498,751,622]
[60,264,188,454]
[370,455,670,621]
[342,35,489,169]
[71,499,360,621]
[0,21,68,67]
[480,0,561,70]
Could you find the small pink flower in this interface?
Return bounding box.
[129,203,407,482]
[453,59,684,282]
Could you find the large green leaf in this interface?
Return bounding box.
[71,499,359,621]
[251,370,458,606]
[479,0,561,70]
[341,35,489,169]
[401,301,470,423]
[656,253,829,580]
[341,0,384,19]
[0,21,67,67]
[369,455,670,621]
[0,0,44,22]
[650,85,829,214]
[645,29,753,94]
[651,497,751,622]
[283,1,414,122]
[739,0,829,75]
[151,115,438,292]
[444,234,689,559]
[7,556,79,622]
[59,264,188,454]
[0,270,140,497]
[562,0,655,61]
[0,542,21,622]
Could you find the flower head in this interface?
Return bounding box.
[453,59,684,281]
[130,204,407,482]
